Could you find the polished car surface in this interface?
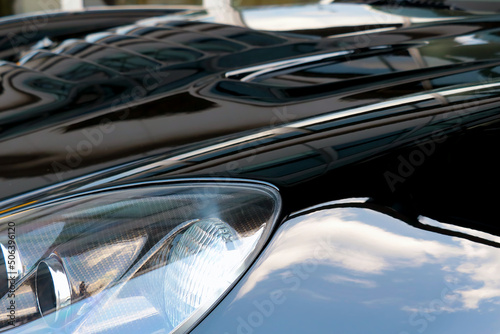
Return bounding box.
[0,1,499,333]
[194,204,500,334]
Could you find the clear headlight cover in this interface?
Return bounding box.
[0,181,281,333]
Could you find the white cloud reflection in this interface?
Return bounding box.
[453,238,500,309]
[323,274,377,288]
[235,208,500,313]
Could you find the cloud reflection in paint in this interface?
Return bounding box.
[237,207,500,314]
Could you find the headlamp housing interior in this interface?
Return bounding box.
[0,180,281,333]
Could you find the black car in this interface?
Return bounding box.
[1,1,500,333]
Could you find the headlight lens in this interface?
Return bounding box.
[0,181,280,333]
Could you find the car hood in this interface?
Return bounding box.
[1,3,500,204]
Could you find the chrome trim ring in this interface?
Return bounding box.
[35,255,72,323]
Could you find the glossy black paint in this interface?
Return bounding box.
[0,3,499,333]
[0,5,498,230]
[0,7,197,60]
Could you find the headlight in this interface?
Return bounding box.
[0,180,281,333]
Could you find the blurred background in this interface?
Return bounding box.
[0,0,319,16]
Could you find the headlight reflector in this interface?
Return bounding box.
[0,180,281,333]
